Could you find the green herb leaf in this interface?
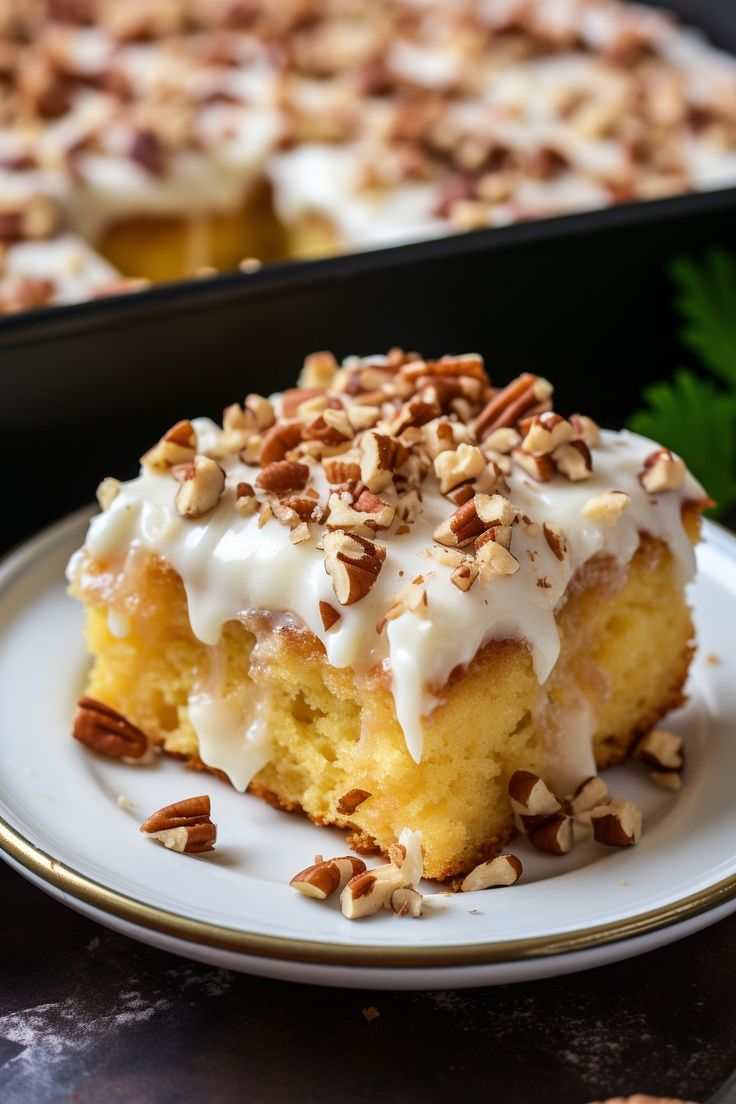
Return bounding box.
[672,250,736,387]
[628,369,736,516]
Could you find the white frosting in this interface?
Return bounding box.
[69,393,703,791]
[2,234,118,303]
[267,144,445,250]
[188,688,272,794]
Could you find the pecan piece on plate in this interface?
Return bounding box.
[73,697,148,761]
[140,795,216,854]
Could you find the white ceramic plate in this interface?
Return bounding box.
[1,509,735,990]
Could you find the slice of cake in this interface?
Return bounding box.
[67,348,707,880]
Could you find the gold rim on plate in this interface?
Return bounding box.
[0,510,734,970]
[2,810,736,967]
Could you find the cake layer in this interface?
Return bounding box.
[74,531,693,879]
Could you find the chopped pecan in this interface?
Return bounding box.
[289,522,311,544]
[639,448,686,493]
[319,600,341,630]
[141,419,196,471]
[336,788,372,815]
[140,795,216,854]
[281,387,326,419]
[508,770,561,833]
[482,427,521,455]
[418,374,484,406]
[633,729,684,773]
[475,373,552,441]
[0,193,57,242]
[298,350,338,389]
[433,443,485,494]
[519,412,574,454]
[402,353,487,384]
[582,490,631,523]
[376,577,428,633]
[303,407,353,446]
[475,536,520,576]
[542,522,567,561]
[570,413,601,448]
[130,128,166,176]
[323,450,362,484]
[345,406,381,435]
[566,776,611,819]
[360,431,409,492]
[512,448,555,482]
[245,394,275,431]
[234,481,258,517]
[460,854,522,892]
[259,422,303,464]
[553,439,593,481]
[391,887,423,917]
[174,456,225,518]
[340,865,403,920]
[281,492,321,521]
[529,814,574,855]
[591,801,642,847]
[256,460,309,494]
[421,417,472,459]
[326,486,394,534]
[96,476,121,512]
[323,531,386,605]
[290,855,366,899]
[433,493,516,548]
[450,560,479,592]
[395,488,422,525]
[73,697,148,760]
[386,394,442,436]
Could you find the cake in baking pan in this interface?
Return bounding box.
[67,348,707,879]
[2,0,736,311]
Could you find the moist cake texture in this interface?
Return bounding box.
[68,349,706,879]
[3,0,736,310]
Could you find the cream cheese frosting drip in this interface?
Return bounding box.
[69,349,705,787]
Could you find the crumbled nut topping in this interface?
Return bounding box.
[123,348,695,637]
[377,576,429,634]
[582,489,631,523]
[319,600,341,631]
[96,476,121,512]
[639,448,686,493]
[174,455,225,519]
[323,530,386,606]
[141,419,196,472]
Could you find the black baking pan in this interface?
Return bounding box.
[2,0,736,550]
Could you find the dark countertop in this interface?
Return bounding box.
[1,860,735,1104]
